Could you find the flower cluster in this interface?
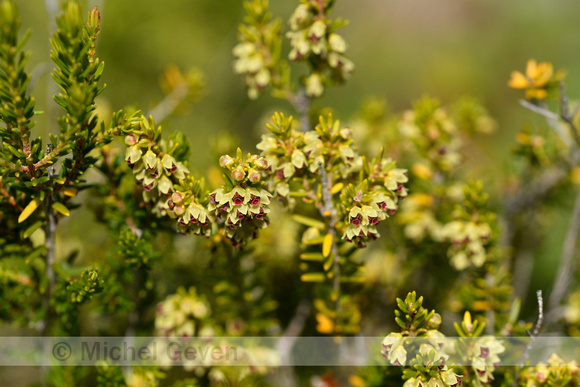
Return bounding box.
[168,176,213,237]
[508,59,566,100]
[519,353,580,386]
[123,115,190,216]
[286,0,354,97]
[398,97,462,172]
[154,287,216,373]
[257,113,406,250]
[233,0,283,99]
[397,193,444,242]
[382,331,462,387]
[208,149,272,247]
[155,287,214,338]
[256,113,306,206]
[341,157,407,247]
[469,337,505,386]
[379,293,464,386]
[441,182,494,270]
[453,312,505,386]
[257,113,364,203]
[442,220,491,270]
[403,373,461,387]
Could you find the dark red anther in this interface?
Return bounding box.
[249,195,260,206]
[350,214,362,226]
[232,192,244,206]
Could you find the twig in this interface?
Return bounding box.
[520,99,573,147]
[519,100,559,121]
[274,299,311,387]
[42,143,57,335]
[571,101,580,120]
[147,83,190,124]
[287,88,311,132]
[512,290,543,387]
[559,82,580,145]
[502,168,567,241]
[547,187,580,321]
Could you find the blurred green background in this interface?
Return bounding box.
[17,0,580,166]
[12,0,580,316]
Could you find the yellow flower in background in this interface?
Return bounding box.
[508,59,566,100]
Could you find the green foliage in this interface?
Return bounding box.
[96,363,127,387]
[116,227,158,269]
[53,268,104,334]
[393,291,437,334]
[1,1,580,386]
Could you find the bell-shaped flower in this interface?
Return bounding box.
[143,149,158,170]
[125,145,142,164]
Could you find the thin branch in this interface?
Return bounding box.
[559,82,580,145]
[512,290,543,387]
[519,100,559,121]
[147,83,190,124]
[41,143,57,336]
[501,168,567,238]
[274,299,311,387]
[571,101,580,120]
[547,187,580,320]
[287,88,311,132]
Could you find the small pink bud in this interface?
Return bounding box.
[232,166,245,181]
[172,192,184,205]
[255,157,268,170]
[174,205,185,216]
[248,168,261,183]
[219,155,235,168]
[124,134,137,146]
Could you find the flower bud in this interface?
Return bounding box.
[219,155,235,168]
[248,168,261,183]
[174,205,185,216]
[231,166,245,181]
[88,6,101,28]
[172,192,184,205]
[124,134,138,146]
[254,157,268,170]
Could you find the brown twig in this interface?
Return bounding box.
[546,187,580,324]
[512,290,543,387]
